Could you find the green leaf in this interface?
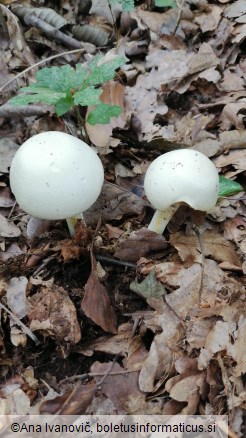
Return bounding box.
[35,64,87,93]
[87,103,122,125]
[219,176,244,197]
[109,0,135,12]
[87,55,126,86]
[11,89,66,106]
[155,0,177,7]
[74,86,102,106]
[55,96,73,116]
[130,270,166,300]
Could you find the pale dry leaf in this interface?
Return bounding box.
[9,325,26,347]
[194,5,222,32]
[227,316,246,376]
[169,229,242,267]
[79,322,133,357]
[220,101,246,130]
[0,215,21,238]
[6,276,28,318]
[139,304,182,392]
[26,217,52,240]
[125,73,169,141]
[198,320,232,369]
[214,149,246,173]
[220,68,245,92]
[168,373,205,415]
[225,0,246,19]
[0,137,19,173]
[0,388,31,415]
[186,318,215,349]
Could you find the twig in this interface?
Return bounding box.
[193,225,205,302]
[0,302,40,345]
[173,0,186,35]
[0,48,86,93]
[95,254,136,269]
[96,354,120,387]
[32,255,55,278]
[60,362,133,384]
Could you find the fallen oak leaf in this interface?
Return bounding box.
[81,252,117,334]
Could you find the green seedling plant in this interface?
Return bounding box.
[108,0,177,10]
[108,0,135,11]
[10,55,126,130]
[155,0,177,7]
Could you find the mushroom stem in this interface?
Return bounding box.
[148,204,180,235]
[66,213,86,236]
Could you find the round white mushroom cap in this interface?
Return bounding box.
[144,149,219,212]
[10,131,104,220]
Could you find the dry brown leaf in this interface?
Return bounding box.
[84,182,145,226]
[138,304,182,392]
[114,227,167,262]
[40,384,96,415]
[227,316,246,377]
[169,229,242,267]
[166,373,205,414]
[0,214,21,238]
[214,149,246,174]
[91,361,143,413]
[81,254,117,334]
[105,223,124,240]
[220,101,246,130]
[28,285,81,344]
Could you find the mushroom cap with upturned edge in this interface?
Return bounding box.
[10,131,104,220]
[144,149,219,212]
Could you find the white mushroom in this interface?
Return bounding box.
[144,149,219,235]
[10,131,104,236]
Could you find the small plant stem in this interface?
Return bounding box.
[148,204,180,234]
[75,106,90,144]
[66,213,85,236]
[107,1,120,45]
[193,225,205,302]
[173,0,186,35]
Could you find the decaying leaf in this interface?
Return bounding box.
[28,285,81,344]
[138,302,182,392]
[130,269,166,300]
[0,215,21,238]
[40,384,96,415]
[81,253,117,334]
[169,229,242,267]
[84,182,145,226]
[90,361,143,413]
[114,227,167,262]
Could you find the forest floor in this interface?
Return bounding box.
[0,1,246,436]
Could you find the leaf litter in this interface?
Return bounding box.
[0,0,246,435]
